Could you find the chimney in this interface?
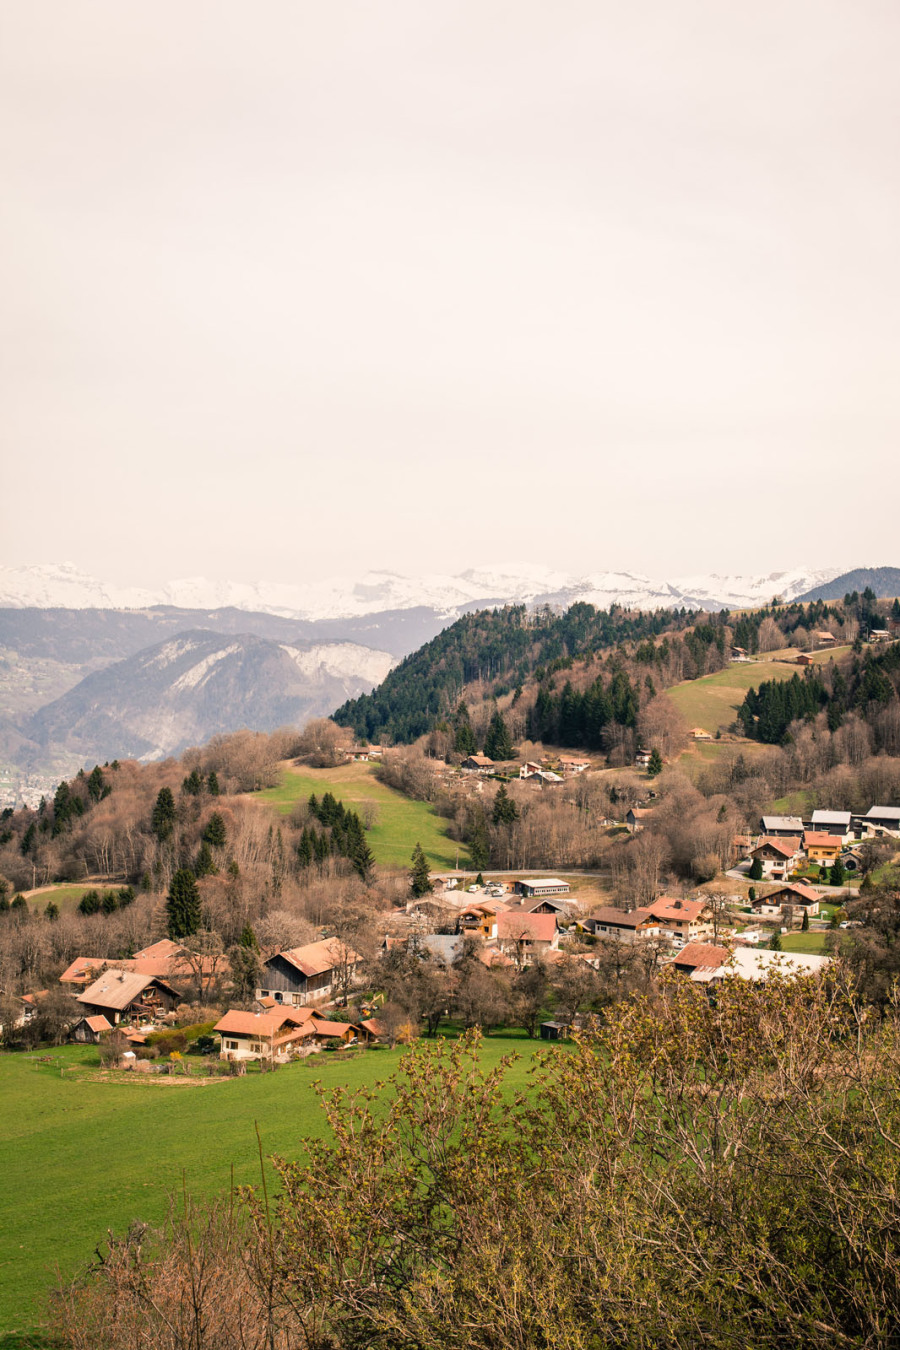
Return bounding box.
[673,900,682,909]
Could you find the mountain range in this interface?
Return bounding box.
[2,561,898,794]
[0,561,866,620]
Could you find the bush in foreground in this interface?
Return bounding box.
[53,971,900,1349]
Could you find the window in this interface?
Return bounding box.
[251,1042,263,1053]
[226,1040,238,1051]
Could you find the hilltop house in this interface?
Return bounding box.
[255,938,362,1007]
[458,901,509,940]
[76,970,181,1026]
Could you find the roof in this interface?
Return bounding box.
[627,807,653,819]
[865,805,900,821]
[753,836,801,858]
[272,938,362,978]
[81,1014,113,1033]
[588,906,656,930]
[803,832,843,848]
[670,942,731,970]
[645,896,707,923]
[761,816,804,831]
[419,934,464,963]
[810,810,852,827]
[707,948,831,981]
[59,956,114,984]
[215,1010,296,1038]
[761,882,821,905]
[496,912,557,943]
[132,938,183,961]
[310,1018,358,1038]
[360,1018,384,1037]
[464,754,494,766]
[520,878,569,889]
[77,970,180,1012]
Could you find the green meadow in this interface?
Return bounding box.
[18,885,123,917]
[669,648,849,738]
[257,761,467,869]
[0,1032,548,1339]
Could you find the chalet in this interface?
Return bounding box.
[510,892,577,917]
[582,907,661,943]
[255,938,362,1007]
[863,805,900,836]
[461,754,494,772]
[750,836,802,879]
[215,1008,317,1062]
[668,942,731,977]
[795,653,813,666]
[644,896,713,944]
[496,911,559,964]
[803,832,843,864]
[634,749,652,768]
[517,878,571,899]
[626,807,653,832]
[731,646,751,662]
[810,809,853,842]
[532,769,564,785]
[519,761,543,779]
[752,882,820,918]
[458,901,508,940]
[813,631,836,646]
[760,815,804,838]
[869,629,891,643]
[71,1014,113,1044]
[76,970,181,1026]
[689,727,713,741]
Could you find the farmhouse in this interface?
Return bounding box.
[255,938,362,1007]
[76,970,181,1026]
[215,1008,316,1062]
[752,882,820,918]
[461,754,494,772]
[517,878,571,898]
[626,807,653,832]
[559,756,590,774]
[689,727,713,741]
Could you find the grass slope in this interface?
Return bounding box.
[668,648,849,736]
[0,1033,546,1336]
[780,932,830,954]
[19,884,122,916]
[257,761,467,869]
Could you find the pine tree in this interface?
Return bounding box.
[166,868,201,939]
[483,710,514,761]
[801,909,809,931]
[769,929,782,951]
[492,783,519,826]
[202,812,227,848]
[45,901,59,921]
[830,858,847,888]
[152,787,177,842]
[207,771,220,796]
[239,924,260,951]
[195,841,217,877]
[87,765,106,803]
[409,842,433,897]
[181,769,204,797]
[647,749,663,777]
[749,858,763,881]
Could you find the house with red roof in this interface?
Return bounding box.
[750,836,803,879]
[495,911,559,965]
[753,883,820,919]
[643,896,714,944]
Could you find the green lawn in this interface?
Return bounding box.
[780,932,830,954]
[257,762,467,869]
[0,1032,548,1338]
[19,884,124,917]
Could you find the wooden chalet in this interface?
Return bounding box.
[76,970,181,1025]
[255,938,362,1007]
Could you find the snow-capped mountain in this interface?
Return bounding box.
[0,561,851,621]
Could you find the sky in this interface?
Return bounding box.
[1,1,898,589]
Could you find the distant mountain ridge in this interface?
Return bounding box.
[0,561,874,621]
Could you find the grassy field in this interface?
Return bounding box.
[19,884,124,916]
[780,931,830,954]
[257,761,467,869]
[668,648,850,738]
[0,1032,550,1338]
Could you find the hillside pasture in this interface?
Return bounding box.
[668,647,849,739]
[0,1033,549,1337]
[19,883,124,916]
[256,761,466,870]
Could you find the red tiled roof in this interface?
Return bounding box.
[645,897,707,923]
[753,837,801,858]
[589,906,657,930]
[83,1014,113,1033]
[215,1010,293,1038]
[762,882,820,905]
[803,833,843,848]
[496,911,557,943]
[671,942,730,970]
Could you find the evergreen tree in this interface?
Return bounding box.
[45,900,59,921]
[151,787,177,842]
[202,812,227,848]
[207,771,221,796]
[453,703,477,756]
[166,868,201,939]
[239,924,260,952]
[483,710,514,761]
[195,841,217,877]
[101,890,119,915]
[117,886,135,908]
[87,765,106,803]
[182,768,204,797]
[647,748,663,777]
[297,828,314,868]
[492,783,519,826]
[749,858,763,882]
[78,890,101,915]
[20,821,36,856]
[801,909,809,931]
[468,807,491,870]
[409,842,433,897]
[769,929,782,951]
[830,858,847,888]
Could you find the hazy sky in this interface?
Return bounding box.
[2,1,898,587]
